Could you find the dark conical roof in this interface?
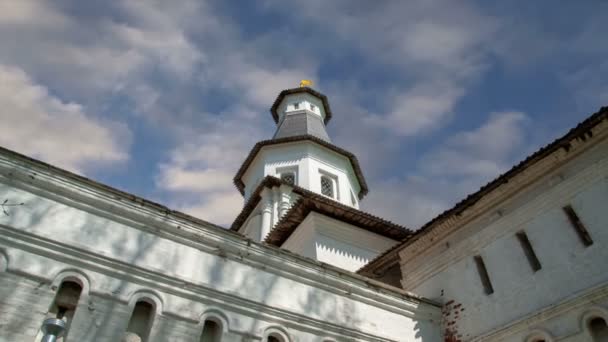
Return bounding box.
[273,111,331,142]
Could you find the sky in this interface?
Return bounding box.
[0,0,606,228]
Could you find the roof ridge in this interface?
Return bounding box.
[358,105,608,274]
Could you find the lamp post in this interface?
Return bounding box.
[41,318,66,342]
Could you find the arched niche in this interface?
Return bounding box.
[263,326,291,342]
[524,328,554,342]
[123,290,163,342]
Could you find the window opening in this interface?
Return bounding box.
[321,176,334,198]
[200,320,222,342]
[281,172,295,186]
[47,281,83,340]
[310,103,316,111]
[293,102,299,110]
[590,317,608,342]
[350,190,357,206]
[474,255,494,295]
[125,301,154,342]
[516,231,542,272]
[268,335,282,342]
[563,205,593,246]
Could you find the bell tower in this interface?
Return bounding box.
[232,85,369,241]
[230,84,408,272]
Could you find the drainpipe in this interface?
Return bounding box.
[41,318,66,342]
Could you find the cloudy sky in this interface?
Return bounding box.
[0,0,606,228]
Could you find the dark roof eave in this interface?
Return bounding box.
[230,176,411,244]
[233,135,368,199]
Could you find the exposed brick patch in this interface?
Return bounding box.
[442,300,464,342]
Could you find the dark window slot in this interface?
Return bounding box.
[563,205,593,246]
[516,231,542,272]
[474,255,494,295]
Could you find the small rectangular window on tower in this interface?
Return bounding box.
[281,172,296,185]
[320,175,335,198]
[474,255,494,295]
[293,102,299,110]
[562,204,593,246]
[310,103,316,111]
[516,231,542,272]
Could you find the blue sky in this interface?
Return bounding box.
[0,0,606,227]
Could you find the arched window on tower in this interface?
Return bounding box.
[320,175,334,198]
[590,317,608,342]
[200,319,222,342]
[124,300,155,342]
[47,280,83,339]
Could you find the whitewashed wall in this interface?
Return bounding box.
[282,213,399,272]
[241,142,361,208]
[399,134,608,341]
[0,149,441,342]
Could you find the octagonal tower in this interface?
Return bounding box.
[231,86,407,272]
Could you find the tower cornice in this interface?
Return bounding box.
[271,87,333,125]
[233,134,369,199]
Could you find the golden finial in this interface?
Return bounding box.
[299,79,313,87]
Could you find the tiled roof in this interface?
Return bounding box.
[229,176,412,245]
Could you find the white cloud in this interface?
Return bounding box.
[179,191,245,227]
[421,111,528,178]
[363,111,530,228]
[259,1,498,139]
[0,0,68,28]
[0,65,130,173]
[379,81,465,136]
[154,106,267,226]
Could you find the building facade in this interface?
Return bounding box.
[0,87,607,342]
